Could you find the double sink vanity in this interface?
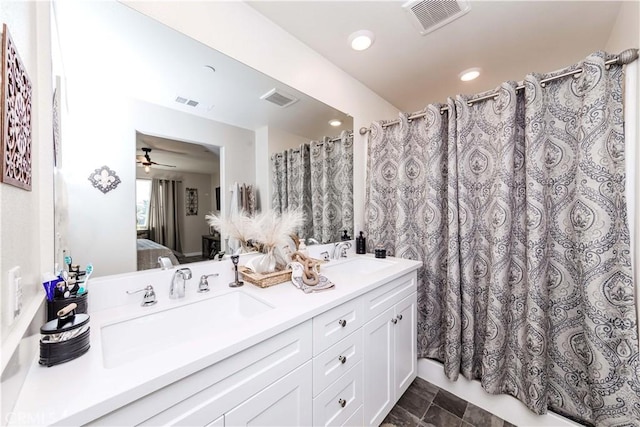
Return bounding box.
[11,248,421,426]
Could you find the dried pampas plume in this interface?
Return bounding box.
[205,209,304,253]
[253,209,305,251]
[205,210,257,247]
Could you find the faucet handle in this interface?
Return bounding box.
[199,273,219,293]
[127,285,157,307]
[320,251,330,262]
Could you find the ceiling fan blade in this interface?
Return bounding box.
[152,162,177,168]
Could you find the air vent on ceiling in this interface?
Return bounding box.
[402,0,471,36]
[260,88,298,108]
[175,96,199,108]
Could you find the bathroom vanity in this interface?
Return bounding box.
[10,253,420,426]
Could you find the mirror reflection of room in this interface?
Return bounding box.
[52,0,353,277]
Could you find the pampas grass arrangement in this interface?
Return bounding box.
[205,209,305,260]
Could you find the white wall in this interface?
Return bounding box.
[0,0,53,421]
[122,0,401,237]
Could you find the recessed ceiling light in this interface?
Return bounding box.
[459,67,481,82]
[329,119,342,127]
[349,30,375,51]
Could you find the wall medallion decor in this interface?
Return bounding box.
[88,165,121,194]
[186,187,198,215]
[1,24,33,191]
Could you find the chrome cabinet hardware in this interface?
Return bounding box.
[338,355,347,364]
[338,398,346,408]
[338,319,347,327]
[397,314,403,320]
[391,318,398,324]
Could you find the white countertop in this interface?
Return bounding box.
[10,254,421,426]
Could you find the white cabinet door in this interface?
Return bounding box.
[394,293,417,398]
[225,361,312,426]
[363,306,394,426]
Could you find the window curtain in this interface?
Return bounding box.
[310,130,354,243]
[271,143,313,240]
[148,178,182,254]
[365,51,640,425]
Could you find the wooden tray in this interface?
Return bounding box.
[238,266,292,288]
[238,258,325,288]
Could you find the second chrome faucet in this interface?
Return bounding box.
[170,267,192,299]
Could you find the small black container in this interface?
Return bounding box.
[356,231,366,254]
[39,306,90,367]
[47,292,88,321]
[375,247,387,259]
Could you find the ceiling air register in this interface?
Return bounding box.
[402,0,471,35]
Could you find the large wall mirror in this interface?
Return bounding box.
[52,0,353,278]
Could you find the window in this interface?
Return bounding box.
[136,179,152,230]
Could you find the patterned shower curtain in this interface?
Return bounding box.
[310,130,354,242]
[272,131,354,243]
[271,143,313,239]
[366,52,640,425]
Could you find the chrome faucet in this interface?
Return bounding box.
[170,267,192,299]
[333,241,352,260]
[306,238,320,245]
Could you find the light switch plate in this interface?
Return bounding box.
[6,266,21,324]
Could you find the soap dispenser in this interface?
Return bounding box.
[356,231,366,254]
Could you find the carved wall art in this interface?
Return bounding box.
[186,187,198,215]
[88,165,121,194]
[1,24,33,191]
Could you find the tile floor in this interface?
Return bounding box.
[381,377,517,427]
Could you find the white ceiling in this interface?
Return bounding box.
[247,1,624,112]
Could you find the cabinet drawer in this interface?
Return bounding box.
[313,361,363,427]
[313,329,363,396]
[343,404,363,427]
[362,272,416,322]
[313,298,363,355]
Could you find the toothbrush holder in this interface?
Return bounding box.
[47,292,88,321]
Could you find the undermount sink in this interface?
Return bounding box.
[101,290,273,368]
[322,256,396,276]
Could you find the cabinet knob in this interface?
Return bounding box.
[338,319,347,327]
[397,314,403,321]
[338,355,347,364]
[391,318,398,324]
[338,398,346,408]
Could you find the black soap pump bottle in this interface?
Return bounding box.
[356,231,366,254]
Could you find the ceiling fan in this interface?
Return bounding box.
[136,147,176,173]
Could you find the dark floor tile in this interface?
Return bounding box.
[397,388,432,419]
[408,377,440,402]
[381,405,423,427]
[503,421,517,427]
[432,389,468,418]
[421,404,463,427]
[462,403,504,427]
[461,422,474,427]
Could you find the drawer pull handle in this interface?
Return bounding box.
[391,318,398,324]
[338,319,347,327]
[338,355,347,364]
[397,314,403,321]
[338,398,346,408]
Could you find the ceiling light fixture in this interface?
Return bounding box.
[144,165,150,174]
[329,119,342,127]
[459,67,481,82]
[349,30,375,51]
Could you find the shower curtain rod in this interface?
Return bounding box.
[273,130,354,157]
[359,48,639,135]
